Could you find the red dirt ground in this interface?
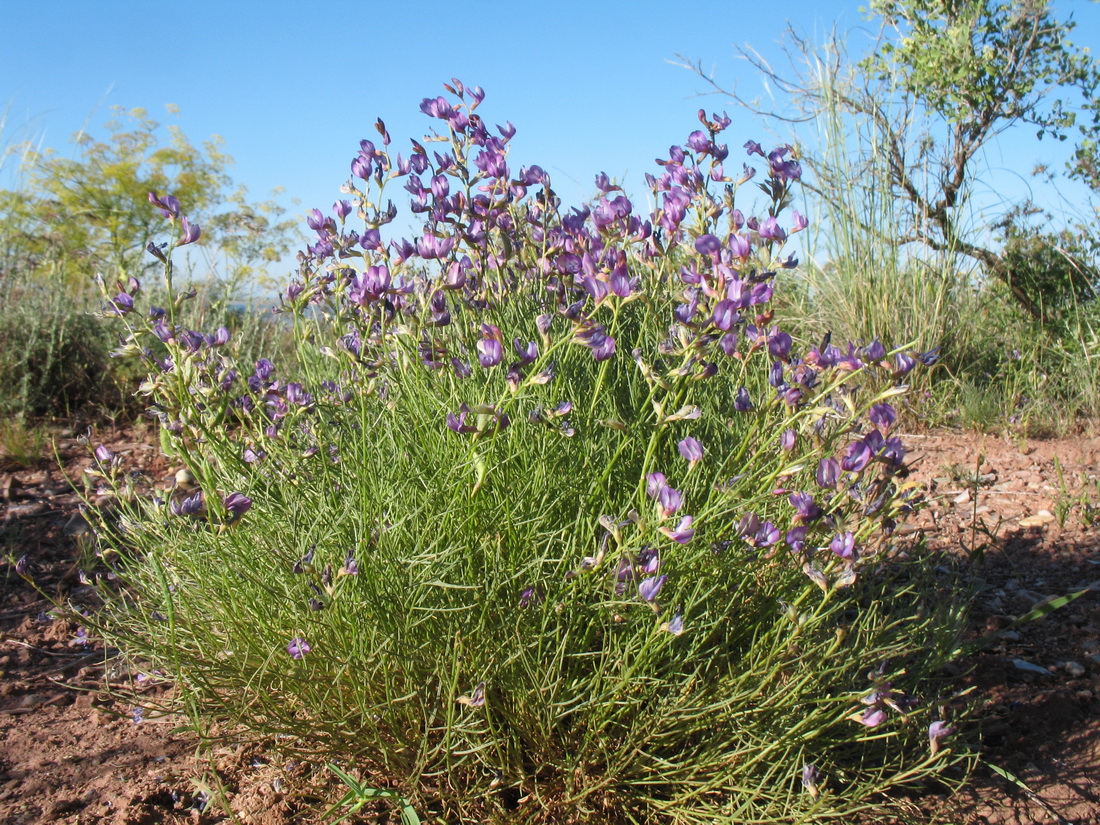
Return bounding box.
[2,427,1098,824]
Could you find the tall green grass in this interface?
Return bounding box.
[787,39,1100,432]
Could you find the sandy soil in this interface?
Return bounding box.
[1,428,1098,824]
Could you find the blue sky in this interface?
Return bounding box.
[3,0,1099,276]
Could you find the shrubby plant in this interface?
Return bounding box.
[88,83,968,823]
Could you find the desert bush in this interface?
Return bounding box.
[86,83,969,823]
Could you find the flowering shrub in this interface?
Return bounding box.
[89,82,968,822]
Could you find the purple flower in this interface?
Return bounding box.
[638,574,667,603]
[863,339,887,362]
[416,233,455,260]
[767,330,792,361]
[929,720,954,754]
[678,436,703,468]
[758,216,787,242]
[255,358,276,380]
[914,346,941,366]
[829,531,857,560]
[816,458,841,488]
[802,763,819,799]
[519,586,542,607]
[170,491,204,517]
[789,492,822,523]
[457,681,486,707]
[647,472,669,498]
[694,234,722,258]
[293,545,315,574]
[662,606,685,636]
[341,548,359,576]
[287,637,311,660]
[94,444,116,465]
[687,130,710,153]
[657,485,683,520]
[148,191,181,219]
[659,516,695,544]
[477,336,503,368]
[858,707,886,728]
[753,521,781,547]
[779,428,797,452]
[841,441,874,473]
[223,492,252,519]
[893,352,917,377]
[786,526,809,555]
[446,407,478,434]
[14,555,28,577]
[107,292,134,316]
[175,217,201,247]
[869,403,897,433]
[733,387,752,412]
[882,437,906,466]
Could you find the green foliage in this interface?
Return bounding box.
[681,0,1100,321]
[83,87,971,823]
[997,214,1099,322]
[868,0,1096,141]
[0,270,118,419]
[0,106,297,291]
[0,107,300,421]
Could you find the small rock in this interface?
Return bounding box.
[1011,658,1051,675]
[5,502,47,518]
[1085,651,1100,666]
[954,489,972,504]
[64,512,92,536]
[1064,661,1086,678]
[1082,639,1100,653]
[1001,630,1022,642]
[1075,690,1094,701]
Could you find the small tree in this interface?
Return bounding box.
[0,106,297,293]
[678,0,1100,319]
